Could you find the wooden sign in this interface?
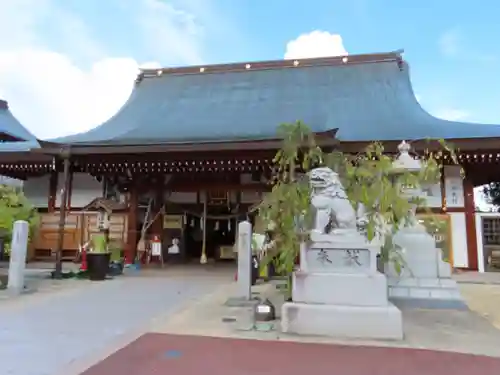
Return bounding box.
[163,215,184,229]
[208,190,228,205]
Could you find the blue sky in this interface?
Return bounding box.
[0,0,499,139]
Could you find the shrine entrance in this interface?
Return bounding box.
[156,189,258,265]
[184,214,238,261]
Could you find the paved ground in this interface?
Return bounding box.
[150,279,500,357]
[0,268,231,375]
[454,270,500,284]
[78,276,500,375]
[2,268,500,375]
[80,333,500,375]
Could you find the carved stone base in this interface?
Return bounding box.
[388,277,463,300]
[386,228,463,305]
[281,301,403,340]
[293,271,389,306]
[388,229,451,279]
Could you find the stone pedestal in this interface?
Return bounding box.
[385,140,463,306]
[281,234,403,340]
[386,226,463,303]
[227,221,255,307]
[7,221,29,295]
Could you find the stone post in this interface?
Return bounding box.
[237,220,252,300]
[7,220,29,294]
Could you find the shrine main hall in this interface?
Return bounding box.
[0,50,499,271]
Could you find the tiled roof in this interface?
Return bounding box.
[0,100,40,152]
[41,51,500,145]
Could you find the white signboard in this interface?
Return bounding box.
[151,242,162,256]
[167,238,180,254]
[444,166,464,208]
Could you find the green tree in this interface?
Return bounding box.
[0,184,39,254]
[258,122,456,289]
[482,183,500,210]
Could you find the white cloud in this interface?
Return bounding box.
[134,0,205,65]
[433,108,470,121]
[0,50,156,139]
[438,29,460,57]
[415,93,470,121]
[0,0,207,140]
[284,31,348,60]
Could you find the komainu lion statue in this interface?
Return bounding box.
[309,167,358,237]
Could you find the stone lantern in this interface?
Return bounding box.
[386,142,463,305]
[390,140,427,232]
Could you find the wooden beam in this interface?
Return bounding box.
[167,182,270,192]
[0,152,52,163]
[31,130,339,156]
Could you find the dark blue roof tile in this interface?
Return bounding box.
[46,53,500,145]
[0,100,40,152]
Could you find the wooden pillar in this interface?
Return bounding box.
[200,190,208,264]
[150,180,164,237]
[464,179,478,270]
[66,171,74,209]
[54,155,71,279]
[125,184,139,264]
[48,171,58,212]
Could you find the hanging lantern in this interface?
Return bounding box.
[228,219,232,231]
[190,218,195,227]
[200,215,204,230]
[215,221,220,230]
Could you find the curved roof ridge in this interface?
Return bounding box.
[47,54,500,147]
[400,62,500,137]
[333,61,500,142]
[0,99,41,151]
[47,86,143,144]
[137,50,403,80]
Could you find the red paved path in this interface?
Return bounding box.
[81,333,500,375]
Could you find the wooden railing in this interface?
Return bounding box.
[31,211,128,261]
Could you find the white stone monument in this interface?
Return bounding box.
[236,220,253,301]
[386,141,463,303]
[7,220,29,294]
[281,167,403,340]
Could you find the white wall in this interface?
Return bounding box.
[23,175,50,207]
[167,192,197,203]
[240,191,262,203]
[23,173,103,208]
[69,173,103,208]
[449,212,468,268]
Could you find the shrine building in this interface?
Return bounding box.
[1,50,500,271]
